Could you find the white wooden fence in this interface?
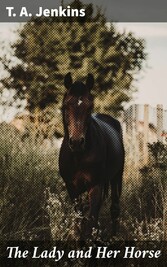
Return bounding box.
[121,104,167,167]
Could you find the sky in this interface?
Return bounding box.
[117,23,167,109]
[0,22,167,121]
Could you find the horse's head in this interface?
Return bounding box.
[62,73,94,152]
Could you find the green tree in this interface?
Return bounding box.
[1,0,146,116]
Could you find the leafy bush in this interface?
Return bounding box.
[120,141,167,241]
[139,142,167,220]
[122,142,167,221]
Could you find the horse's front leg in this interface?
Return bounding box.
[88,185,102,225]
[79,185,102,239]
[74,195,84,215]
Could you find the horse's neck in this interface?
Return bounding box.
[85,117,96,149]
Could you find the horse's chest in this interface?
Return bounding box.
[60,142,105,188]
[72,169,99,192]
[73,152,103,172]
[71,155,104,189]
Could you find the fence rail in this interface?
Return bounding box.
[122,104,167,167]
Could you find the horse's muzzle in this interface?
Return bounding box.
[69,136,85,152]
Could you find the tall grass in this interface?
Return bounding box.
[0,122,59,240]
[0,122,166,242]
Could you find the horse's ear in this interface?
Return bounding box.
[64,72,73,90]
[86,73,94,91]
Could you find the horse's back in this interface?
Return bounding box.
[92,113,123,145]
[94,113,122,138]
[92,113,124,174]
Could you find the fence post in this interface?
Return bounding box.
[134,104,139,168]
[157,104,163,142]
[143,104,149,165]
[119,110,126,142]
[131,105,136,164]
[156,105,167,240]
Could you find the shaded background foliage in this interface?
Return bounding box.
[1,0,146,117]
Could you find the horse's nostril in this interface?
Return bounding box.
[69,137,85,150]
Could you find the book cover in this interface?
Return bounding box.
[0,0,166,266]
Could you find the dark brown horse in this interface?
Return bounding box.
[59,73,124,237]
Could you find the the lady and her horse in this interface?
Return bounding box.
[59,73,124,237]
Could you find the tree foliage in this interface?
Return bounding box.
[1,0,146,115]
